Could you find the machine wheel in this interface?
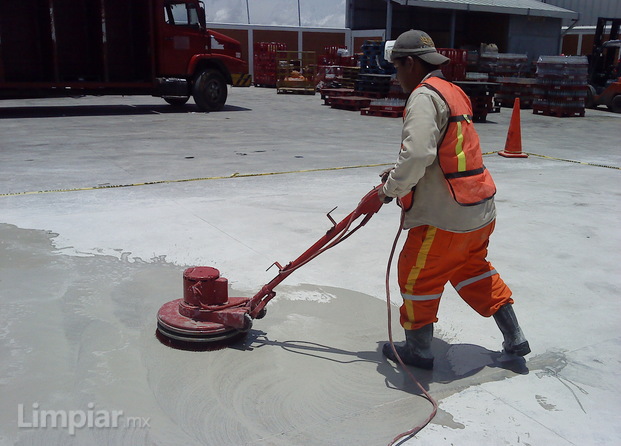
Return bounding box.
[609,94,621,113]
[585,85,597,109]
[163,96,190,106]
[193,69,227,111]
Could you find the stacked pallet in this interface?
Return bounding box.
[320,87,356,105]
[318,46,356,67]
[330,96,372,111]
[315,46,358,90]
[454,81,500,122]
[276,51,316,95]
[355,73,392,98]
[316,65,359,90]
[438,48,468,81]
[340,66,360,89]
[479,53,529,79]
[360,98,406,118]
[495,77,537,108]
[533,56,588,117]
[358,41,395,75]
[254,42,286,87]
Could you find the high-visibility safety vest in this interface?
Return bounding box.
[415,76,497,206]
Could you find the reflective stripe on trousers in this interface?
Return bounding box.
[397,221,513,330]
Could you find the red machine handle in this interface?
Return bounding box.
[248,184,386,318]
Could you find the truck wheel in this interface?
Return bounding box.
[609,94,621,113]
[193,69,227,111]
[585,85,596,108]
[163,96,190,106]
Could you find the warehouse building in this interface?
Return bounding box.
[347,0,579,61]
[205,1,620,86]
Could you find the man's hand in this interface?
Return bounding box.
[378,189,386,203]
[379,168,394,203]
[378,188,393,204]
[379,167,393,183]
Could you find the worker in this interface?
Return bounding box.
[378,30,530,369]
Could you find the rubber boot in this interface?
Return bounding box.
[383,324,434,369]
[493,304,531,356]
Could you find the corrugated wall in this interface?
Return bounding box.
[508,15,563,59]
[206,24,378,79]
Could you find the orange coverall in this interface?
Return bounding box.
[382,72,514,330]
[398,221,513,330]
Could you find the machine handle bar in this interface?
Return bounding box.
[248,184,385,318]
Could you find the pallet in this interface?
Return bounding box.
[330,96,372,111]
[320,87,355,100]
[356,90,387,99]
[497,99,533,109]
[532,104,585,117]
[360,107,402,118]
[277,87,315,95]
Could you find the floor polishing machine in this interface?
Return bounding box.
[156,184,388,348]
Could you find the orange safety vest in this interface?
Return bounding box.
[399,76,496,210]
[422,76,496,205]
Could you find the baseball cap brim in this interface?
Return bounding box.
[391,48,450,66]
[418,51,450,66]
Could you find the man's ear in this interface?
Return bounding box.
[405,56,416,71]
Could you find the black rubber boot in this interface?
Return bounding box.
[493,304,531,356]
[383,324,434,369]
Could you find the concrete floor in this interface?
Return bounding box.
[0,86,620,445]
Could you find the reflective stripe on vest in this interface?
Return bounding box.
[418,77,496,206]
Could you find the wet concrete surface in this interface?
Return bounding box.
[1,223,572,445]
[1,88,620,445]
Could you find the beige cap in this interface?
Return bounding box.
[390,30,450,66]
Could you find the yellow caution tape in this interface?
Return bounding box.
[0,163,393,197]
[1,153,618,198]
[483,150,620,169]
[523,152,621,170]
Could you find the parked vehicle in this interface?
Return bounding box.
[586,17,621,113]
[0,0,248,111]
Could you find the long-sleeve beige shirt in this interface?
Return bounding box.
[382,71,496,232]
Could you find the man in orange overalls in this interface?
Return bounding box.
[378,30,530,369]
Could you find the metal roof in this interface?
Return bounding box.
[544,0,621,26]
[393,0,579,20]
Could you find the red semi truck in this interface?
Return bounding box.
[0,0,249,111]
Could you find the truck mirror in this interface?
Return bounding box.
[198,1,206,28]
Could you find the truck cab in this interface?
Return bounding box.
[157,0,248,110]
[156,0,248,111]
[0,0,248,111]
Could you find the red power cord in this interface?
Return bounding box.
[385,211,438,445]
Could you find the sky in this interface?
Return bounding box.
[203,0,346,28]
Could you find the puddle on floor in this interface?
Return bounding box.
[0,224,566,445]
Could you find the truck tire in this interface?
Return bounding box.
[163,96,190,106]
[609,94,621,113]
[585,85,596,108]
[193,69,227,111]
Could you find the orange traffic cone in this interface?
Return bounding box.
[498,98,528,158]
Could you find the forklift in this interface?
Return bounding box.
[586,17,621,113]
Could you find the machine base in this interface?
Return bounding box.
[156,297,251,350]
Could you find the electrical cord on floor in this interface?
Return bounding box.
[385,210,438,446]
